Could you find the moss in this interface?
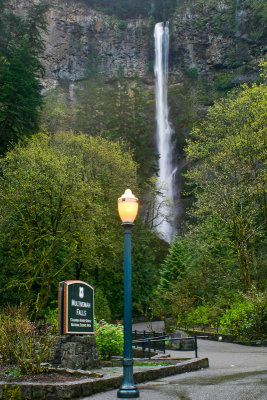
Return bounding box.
[213,72,235,91]
[3,385,21,400]
[147,60,154,72]
[117,20,127,30]
[186,67,198,79]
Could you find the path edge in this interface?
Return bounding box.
[0,357,209,399]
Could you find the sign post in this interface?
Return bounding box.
[58,280,94,335]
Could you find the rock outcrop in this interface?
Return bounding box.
[10,0,266,89]
[11,0,153,90]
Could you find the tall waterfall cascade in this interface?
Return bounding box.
[154,22,176,243]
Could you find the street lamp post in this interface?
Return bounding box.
[117,189,140,399]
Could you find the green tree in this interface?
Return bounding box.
[0,0,48,153]
[132,219,168,315]
[219,289,267,340]
[155,217,239,325]
[185,78,266,290]
[42,75,158,183]
[154,65,267,328]
[0,131,137,317]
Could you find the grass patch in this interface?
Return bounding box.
[134,362,175,366]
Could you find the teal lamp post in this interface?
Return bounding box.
[117,189,139,399]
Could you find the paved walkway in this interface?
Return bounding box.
[84,336,267,400]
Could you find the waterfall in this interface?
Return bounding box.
[154,22,175,243]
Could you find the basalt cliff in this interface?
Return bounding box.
[11,0,266,90]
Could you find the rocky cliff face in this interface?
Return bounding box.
[11,0,153,90]
[169,0,265,83]
[11,0,265,90]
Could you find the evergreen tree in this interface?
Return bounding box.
[42,75,158,183]
[185,77,267,290]
[0,0,48,153]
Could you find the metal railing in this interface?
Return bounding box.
[132,330,166,340]
[132,332,208,359]
[133,335,168,358]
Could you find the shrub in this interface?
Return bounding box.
[186,67,198,79]
[95,288,112,322]
[148,60,154,72]
[220,301,250,337]
[185,303,222,326]
[0,305,56,374]
[219,290,267,340]
[95,319,123,359]
[118,20,127,31]
[44,303,59,333]
[213,73,234,91]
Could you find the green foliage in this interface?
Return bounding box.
[241,0,267,40]
[95,288,112,321]
[155,217,239,327]
[159,216,239,297]
[83,0,178,20]
[3,366,21,378]
[0,0,48,153]
[177,0,266,39]
[44,304,58,333]
[0,131,137,317]
[118,20,127,31]
[184,302,226,326]
[185,79,267,290]
[0,305,56,374]
[94,319,123,359]
[168,79,209,159]
[147,60,154,72]
[186,67,198,79]
[155,67,266,337]
[134,361,173,366]
[178,289,267,340]
[0,128,166,320]
[132,220,169,315]
[177,0,235,32]
[157,236,188,293]
[41,76,158,184]
[220,290,267,339]
[213,73,234,92]
[184,304,213,326]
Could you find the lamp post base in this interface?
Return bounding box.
[117,388,140,398]
[117,359,139,398]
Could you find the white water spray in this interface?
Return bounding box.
[154,22,175,242]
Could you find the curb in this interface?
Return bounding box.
[0,358,208,399]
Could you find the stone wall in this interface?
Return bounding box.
[53,335,100,369]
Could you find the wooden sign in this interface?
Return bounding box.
[58,280,94,335]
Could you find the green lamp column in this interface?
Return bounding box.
[117,189,139,399]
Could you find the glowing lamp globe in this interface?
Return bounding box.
[118,189,139,223]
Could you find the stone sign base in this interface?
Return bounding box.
[53,335,100,369]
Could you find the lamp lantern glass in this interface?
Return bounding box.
[118,189,139,223]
